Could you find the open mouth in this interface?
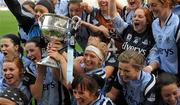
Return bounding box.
[134,23,140,27]
[3,52,7,56]
[133,20,141,27]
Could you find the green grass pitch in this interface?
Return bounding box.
[0,10,18,36]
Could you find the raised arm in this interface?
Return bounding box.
[109,0,118,18]
[29,65,46,100]
[116,0,124,13]
[4,0,35,33]
[109,0,128,35]
[48,49,68,84]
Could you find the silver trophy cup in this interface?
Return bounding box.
[37,13,71,68]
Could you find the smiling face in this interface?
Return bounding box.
[127,0,142,10]
[83,50,102,71]
[148,0,171,18]
[72,75,98,105]
[0,38,18,58]
[3,61,22,87]
[148,0,163,18]
[73,84,96,105]
[118,62,139,82]
[118,50,145,82]
[132,8,148,33]
[161,83,180,105]
[25,42,41,62]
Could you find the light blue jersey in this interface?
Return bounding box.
[120,6,135,24]
[26,61,37,76]
[173,5,180,16]
[115,70,155,105]
[55,0,69,16]
[33,67,60,105]
[0,52,4,79]
[26,61,70,105]
[27,22,41,41]
[21,55,32,68]
[123,10,134,25]
[112,14,129,35]
[147,12,179,74]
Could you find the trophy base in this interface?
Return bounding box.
[37,56,60,69]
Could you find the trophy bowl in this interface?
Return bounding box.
[37,13,71,68]
[38,13,71,41]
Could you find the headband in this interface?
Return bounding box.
[85,45,104,60]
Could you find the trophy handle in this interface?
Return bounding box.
[38,14,45,28]
[71,16,81,31]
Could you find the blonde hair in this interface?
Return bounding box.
[118,50,146,70]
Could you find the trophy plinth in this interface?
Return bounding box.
[37,56,59,68]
